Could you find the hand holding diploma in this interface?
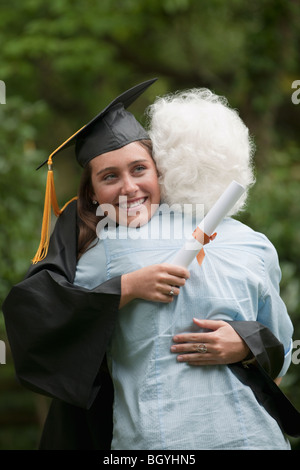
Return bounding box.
[171,180,245,268]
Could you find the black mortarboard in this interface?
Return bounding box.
[32,78,157,264]
[37,77,157,169]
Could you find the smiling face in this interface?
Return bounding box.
[90,141,160,227]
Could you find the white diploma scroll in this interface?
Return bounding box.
[171,180,245,268]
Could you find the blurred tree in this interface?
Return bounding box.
[0,0,299,449]
[0,98,47,292]
[0,97,48,449]
[1,0,299,159]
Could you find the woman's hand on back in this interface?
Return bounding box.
[171,318,250,365]
[120,263,190,308]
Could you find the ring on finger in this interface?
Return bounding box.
[196,343,207,354]
[169,287,175,296]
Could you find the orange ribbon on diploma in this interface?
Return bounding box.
[171,181,245,269]
[192,227,217,266]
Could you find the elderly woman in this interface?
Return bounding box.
[2,80,295,450]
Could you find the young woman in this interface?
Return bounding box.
[2,80,295,449]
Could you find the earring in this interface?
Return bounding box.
[92,200,98,205]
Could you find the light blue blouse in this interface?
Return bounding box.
[74,207,293,450]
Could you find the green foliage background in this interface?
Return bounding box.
[0,0,299,450]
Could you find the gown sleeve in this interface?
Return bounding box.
[2,200,121,409]
[228,323,300,437]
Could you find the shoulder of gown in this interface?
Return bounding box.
[2,200,121,409]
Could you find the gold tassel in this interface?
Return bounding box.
[32,155,77,264]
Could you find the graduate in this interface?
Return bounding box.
[2,79,299,449]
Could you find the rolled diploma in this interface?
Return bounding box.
[171,180,245,268]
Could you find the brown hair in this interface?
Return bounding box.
[77,139,153,259]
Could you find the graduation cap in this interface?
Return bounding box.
[32,78,157,263]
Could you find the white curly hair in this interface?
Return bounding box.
[146,88,255,216]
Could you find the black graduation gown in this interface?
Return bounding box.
[2,200,300,449]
